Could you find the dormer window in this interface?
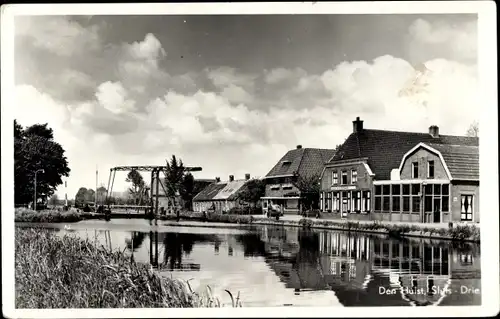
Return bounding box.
[270,185,280,190]
[427,160,435,179]
[412,162,419,179]
[282,160,292,166]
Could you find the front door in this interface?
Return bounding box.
[433,198,441,223]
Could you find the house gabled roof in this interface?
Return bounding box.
[192,182,227,201]
[213,179,248,200]
[330,129,478,180]
[426,143,479,180]
[265,147,336,178]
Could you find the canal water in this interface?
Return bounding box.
[17,219,481,307]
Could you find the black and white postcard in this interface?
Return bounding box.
[2,2,498,318]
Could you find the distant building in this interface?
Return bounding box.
[319,117,479,223]
[261,145,336,215]
[193,174,252,214]
[151,177,216,213]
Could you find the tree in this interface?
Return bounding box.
[236,179,266,207]
[96,186,107,205]
[466,121,479,137]
[294,173,321,211]
[14,120,71,205]
[75,187,88,206]
[164,155,186,210]
[126,170,145,204]
[48,194,59,206]
[180,173,195,210]
[85,189,95,203]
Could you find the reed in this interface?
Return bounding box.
[15,227,242,308]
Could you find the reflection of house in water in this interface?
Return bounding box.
[371,238,481,306]
[265,230,329,291]
[256,227,481,307]
[318,232,372,291]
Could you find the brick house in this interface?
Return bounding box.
[193,174,252,214]
[262,145,336,215]
[319,117,479,223]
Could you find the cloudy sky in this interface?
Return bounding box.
[14,14,478,198]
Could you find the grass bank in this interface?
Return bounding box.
[15,227,242,308]
[14,207,99,223]
[253,218,480,242]
[15,208,479,242]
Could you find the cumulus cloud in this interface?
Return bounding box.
[406,18,477,64]
[15,16,101,57]
[12,15,479,198]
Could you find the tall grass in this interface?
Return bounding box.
[15,227,241,308]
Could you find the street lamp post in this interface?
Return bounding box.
[34,169,45,211]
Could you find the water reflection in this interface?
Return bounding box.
[117,224,480,307]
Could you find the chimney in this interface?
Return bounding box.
[245,173,251,180]
[215,177,221,182]
[429,125,439,138]
[296,145,302,149]
[229,175,234,182]
[353,117,364,133]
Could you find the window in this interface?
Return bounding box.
[392,196,401,213]
[411,197,420,213]
[392,185,401,196]
[442,184,449,195]
[347,191,352,211]
[326,192,332,211]
[412,162,419,179]
[411,184,420,195]
[383,196,390,211]
[420,184,450,214]
[428,160,435,178]
[341,171,348,185]
[320,192,323,211]
[381,185,391,212]
[332,171,338,185]
[411,246,420,259]
[403,196,410,212]
[374,197,381,212]
[442,195,449,212]
[461,195,473,221]
[270,185,280,190]
[332,192,340,211]
[374,186,382,212]
[353,191,361,212]
[351,170,358,184]
[362,191,371,212]
[392,196,401,212]
[460,253,474,266]
[383,185,390,195]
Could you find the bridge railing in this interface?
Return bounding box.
[108,205,151,209]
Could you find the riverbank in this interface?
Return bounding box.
[15,227,242,308]
[15,208,480,242]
